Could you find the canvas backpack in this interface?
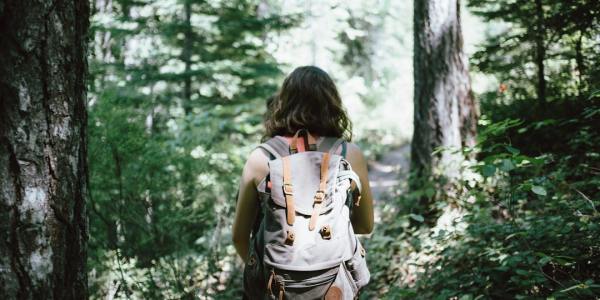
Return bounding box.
[243,129,370,300]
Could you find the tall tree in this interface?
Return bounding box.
[0,0,89,298]
[534,0,546,104]
[87,1,297,297]
[469,0,600,104]
[411,0,478,191]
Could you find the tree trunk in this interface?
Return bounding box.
[534,0,546,104]
[180,1,197,206]
[0,1,89,298]
[183,0,193,115]
[411,0,478,188]
[575,29,585,97]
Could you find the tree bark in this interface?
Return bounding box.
[534,0,546,104]
[0,0,89,298]
[182,0,193,115]
[575,29,585,97]
[411,0,478,187]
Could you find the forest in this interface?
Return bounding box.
[0,0,599,299]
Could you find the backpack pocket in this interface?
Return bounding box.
[344,237,370,290]
[266,266,338,300]
[243,239,266,299]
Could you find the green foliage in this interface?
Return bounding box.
[87,0,296,298]
[364,95,600,298]
[358,5,599,296]
[85,1,600,299]
[468,0,600,103]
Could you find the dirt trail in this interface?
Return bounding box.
[367,144,411,221]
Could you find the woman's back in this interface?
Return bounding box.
[232,66,374,299]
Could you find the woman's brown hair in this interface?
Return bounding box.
[264,66,352,141]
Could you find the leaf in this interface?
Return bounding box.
[482,164,496,177]
[539,256,551,266]
[505,145,520,155]
[505,231,526,240]
[515,269,529,276]
[559,283,586,293]
[531,186,547,196]
[425,188,435,198]
[432,146,445,155]
[587,88,600,100]
[500,159,516,172]
[409,214,425,223]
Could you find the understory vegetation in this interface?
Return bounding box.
[84,0,599,299]
[365,95,600,299]
[363,0,600,296]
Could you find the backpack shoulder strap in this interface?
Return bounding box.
[257,143,280,160]
[258,136,291,159]
[320,137,347,158]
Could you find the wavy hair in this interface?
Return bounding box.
[264,66,352,141]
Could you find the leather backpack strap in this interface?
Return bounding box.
[282,156,295,226]
[309,152,330,231]
[290,129,317,153]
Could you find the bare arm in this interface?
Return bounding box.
[232,148,269,262]
[345,143,375,234]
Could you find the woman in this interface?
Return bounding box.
[232,66,374,299]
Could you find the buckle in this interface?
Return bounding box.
[314,190,325,203]
[283,183,293,195]
[320,225,332,240]
[285,229,295,245]
[248,254,256,266]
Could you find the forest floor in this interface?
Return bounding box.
[367,143,411,222]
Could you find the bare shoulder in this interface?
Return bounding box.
[345,142,362,154]
[248,147,269,163]
[244,147,270,186]
[344,142,367,165]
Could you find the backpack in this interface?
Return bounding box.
[243,129,370,300]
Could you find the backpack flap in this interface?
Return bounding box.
[268,152,342,216]
[263,151,355,271]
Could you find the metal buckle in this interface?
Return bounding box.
[285,229,295,245]
[283,183,293,195]
[314,190,325,203]
[320,225,332,240]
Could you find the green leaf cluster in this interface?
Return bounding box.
[87,0,296,298]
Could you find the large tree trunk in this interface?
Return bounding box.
[411,0,478,189]
[0,1,89,298]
